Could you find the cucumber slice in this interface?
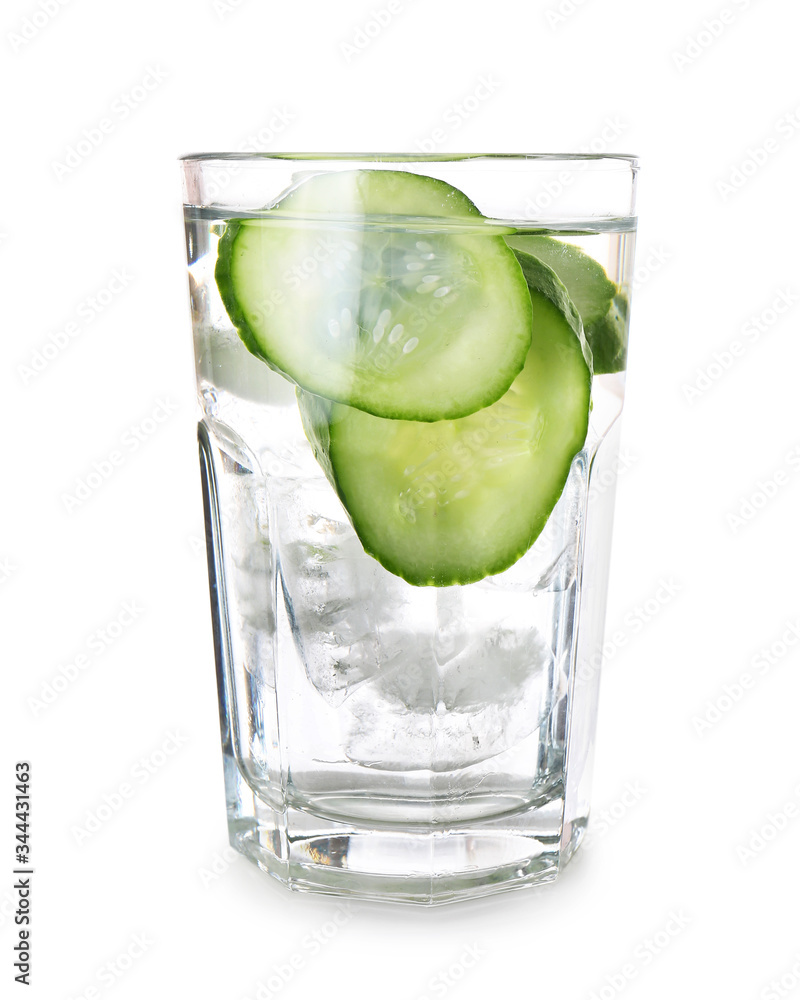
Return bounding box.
[216,170,533,421]
[299,251,591,587]
[505,234,628,374]
[586,290,628,374]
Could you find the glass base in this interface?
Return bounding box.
[223,754,587,905]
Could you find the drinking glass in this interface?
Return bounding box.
[180,153,638,904]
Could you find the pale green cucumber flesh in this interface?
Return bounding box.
[216,170,533,421]
[299,252,591,586]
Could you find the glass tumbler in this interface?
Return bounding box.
[180,153,638,904]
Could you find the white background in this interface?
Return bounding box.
[3,0,800,997]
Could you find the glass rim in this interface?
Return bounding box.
[179,151,639,167]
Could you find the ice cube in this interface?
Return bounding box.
[275,478,413,706]
[344,625,553,771]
